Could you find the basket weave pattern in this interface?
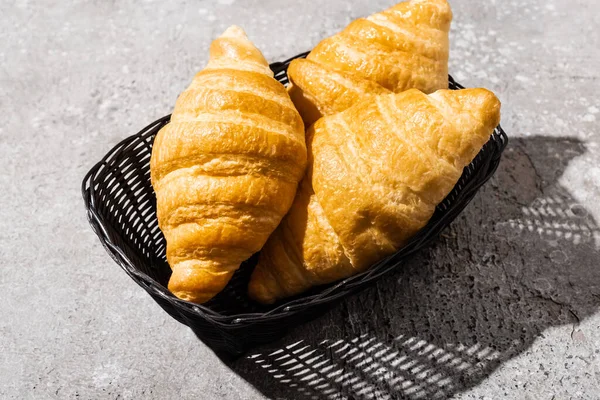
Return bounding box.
[82,53,508,357]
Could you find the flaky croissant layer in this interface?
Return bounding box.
[288,0,453,126]
[151,26,306,303]
[249,88,501,304]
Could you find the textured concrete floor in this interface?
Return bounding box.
[1,0,599,399]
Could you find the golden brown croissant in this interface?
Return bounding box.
[150,26,306,303]
[288,0,453,126]
[249,88,501,304]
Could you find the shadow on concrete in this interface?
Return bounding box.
[227,136,600,399]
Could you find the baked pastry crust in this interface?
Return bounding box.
[288,0,453,126]
[151,26,306,303]
[249,88,501,304]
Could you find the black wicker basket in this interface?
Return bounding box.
[82,52,508,358]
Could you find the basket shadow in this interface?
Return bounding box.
[226,135,600,400]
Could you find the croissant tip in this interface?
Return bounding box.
[470,88,501,114]
[221,25,247,39]
[248,265,278,305]
[169,279,215,304]
[248,280,276,305]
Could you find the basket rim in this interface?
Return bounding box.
[82,56,508,327]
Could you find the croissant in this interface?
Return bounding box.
[288,0,453,126]
[150,26,306,303]
[249,88,501,304]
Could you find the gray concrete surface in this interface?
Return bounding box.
[1,0,599,399]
